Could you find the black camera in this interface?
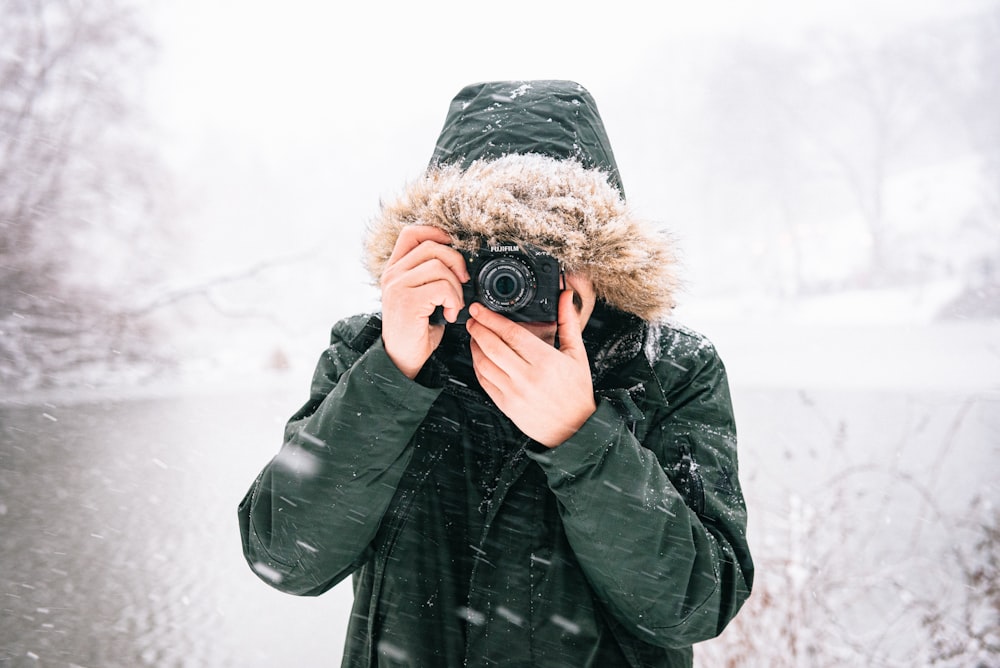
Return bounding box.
[430,242,562,325]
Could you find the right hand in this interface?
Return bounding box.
[379,225,469,379]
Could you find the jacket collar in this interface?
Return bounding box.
[584,301,668,419]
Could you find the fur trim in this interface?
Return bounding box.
[364,154,679,321]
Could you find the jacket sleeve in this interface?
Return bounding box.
[526,327,753,648]
[238,317,442,596]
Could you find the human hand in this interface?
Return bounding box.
[466,290,596,447]
[380,225,469,379]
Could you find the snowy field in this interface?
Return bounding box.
[1,317,996,666]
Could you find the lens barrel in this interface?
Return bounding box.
[477,258,536,313]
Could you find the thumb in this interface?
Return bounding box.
[556,289,585,357]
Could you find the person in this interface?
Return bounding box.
[238,80,753,667]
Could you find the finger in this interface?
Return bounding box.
[465,311,539,374]
[386,225,454,266]
[390,277,464,324]
[466,303,544,362]
[390,240,470,285]
[466,314,521,369]
[469,337,509,397]
[417,280,465,319]
[385,257,466,304]
[556,289,586,357]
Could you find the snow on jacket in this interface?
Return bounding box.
[238,81,753,667]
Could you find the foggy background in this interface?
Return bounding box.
[1,0,998,666]
[147,0,999,391]
[2,0,997,390]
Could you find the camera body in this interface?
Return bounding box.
[431,241,562,325]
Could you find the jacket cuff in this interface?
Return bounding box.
[524,399,625,479]
[353,338,444,411]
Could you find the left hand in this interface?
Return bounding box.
[466,290,596,447]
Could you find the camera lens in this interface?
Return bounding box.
[492,274,518,299]
[477,258,536,313]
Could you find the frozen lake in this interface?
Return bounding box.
[0,392,353,667]
[1,322,997,666]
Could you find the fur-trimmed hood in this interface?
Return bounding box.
[363,81,680,322]
[366,154,679,321]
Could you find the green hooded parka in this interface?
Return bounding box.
[239,80,753,667]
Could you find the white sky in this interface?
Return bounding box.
[150,0,991,149]
[141,0,996,323]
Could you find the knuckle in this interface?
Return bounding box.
[380,266,404,290]
[400,224,425,239]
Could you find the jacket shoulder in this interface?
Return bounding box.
[286,314,384,425]
[646,320,725,371]
[329,313,383,352]
[640,319,733,411]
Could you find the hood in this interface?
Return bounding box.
[430,80,625,197]
[364,81,679,322]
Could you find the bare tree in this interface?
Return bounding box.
[0,0,165,390]
[921,496,1000,667]
[700,42,816,296]
[702,14,987,292]
[937,8,1000,317]
[696,395,997,667]
[805,27,969,280]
